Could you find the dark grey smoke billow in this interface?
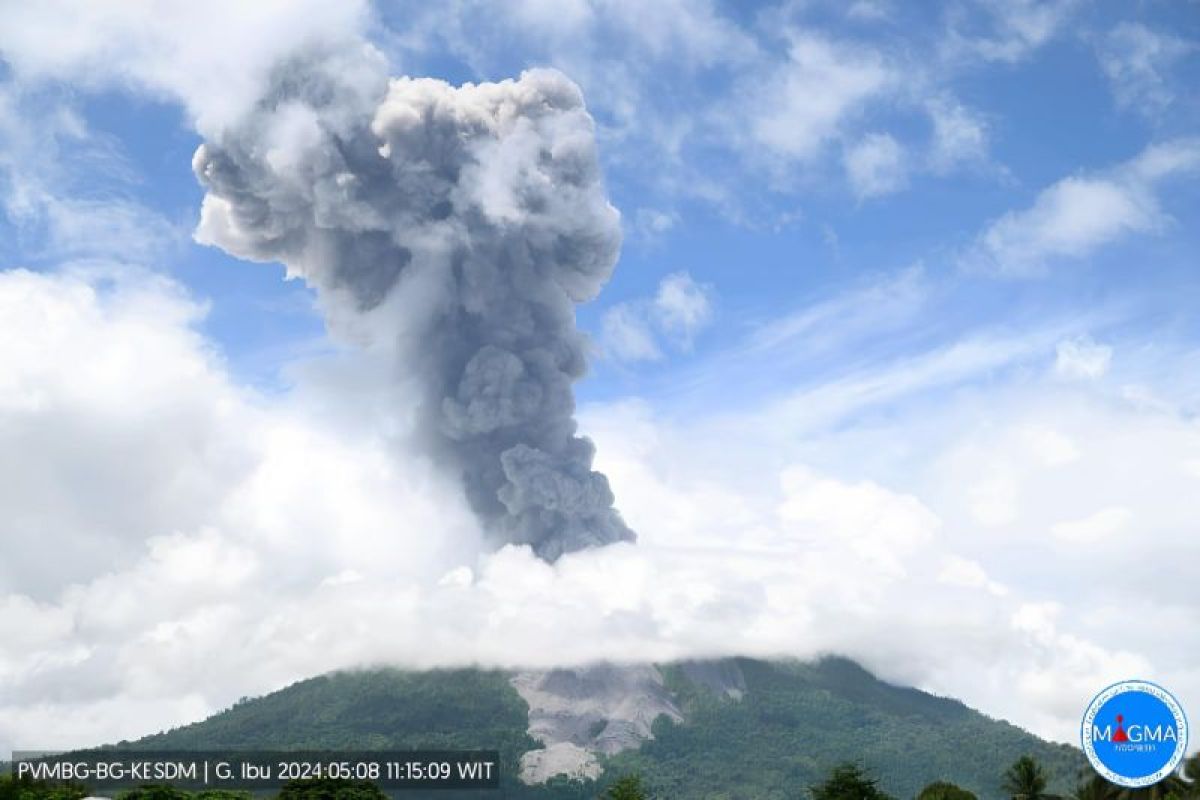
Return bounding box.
[193,51,634,561]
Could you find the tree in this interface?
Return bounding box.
[195,792,252,800]
[918,780,979,800]
[1183,753,1200,797]
[1,775,89,800]
[1072,761,1200,800]
[1183,753,1200,784]
[275,779,386,800]
[1072,774,1118,800]
[1113,775,1189,800]
[118,787,193,800]
[810,764,895,800]
[1004,757,1049,800]
[603,774,648,800]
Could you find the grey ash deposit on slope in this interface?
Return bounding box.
[193,44,633,561]
[511,661,747,783]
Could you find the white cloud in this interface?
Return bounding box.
[38,197,183,261]
[585,367,1200,744]
[967,139,1200,275]
[653,272,713,346]
[945,0,1081,65]
[382,0,758,209]
[743,267,927,359]
[1019,426,1080,467]
[750,32,891,162]
[373,0,1017,210]
[1010,602,1061,645]
[846,1,892,23]
[778,465,938,576]
[0,0,373,135]
[2,0,1198,760]
[925,96,989,172]
[966,473,1020,528]
[602,272,713,362]
[0,0,1023,228]
[762,327,1071,436]
[0,266,485,750]
[1055,336,1112,380]
[977,177,1157,272]
[2,264,1198,754]
[1097,23,1193,117]
[632,208,678,239]
[844,132,907,199]
[0,82,182,263]
[1050,506,1132,543]
[938,556,1008,596]
[504,0,753,68]
[602,303,663,362]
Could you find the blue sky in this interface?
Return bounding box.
[6,1,1199,404]
[1,0,1199,754]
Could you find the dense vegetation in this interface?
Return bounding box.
[5,657,1105,798]
[603,658,1085,799]
[131,668,536,755]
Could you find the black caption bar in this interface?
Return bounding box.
[11,750,500,790]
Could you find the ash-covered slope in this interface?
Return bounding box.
[509,660,748,783]
[126,657,1085,799]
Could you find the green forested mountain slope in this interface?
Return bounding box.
[607,658,1084,799]
[122,658,1086,800]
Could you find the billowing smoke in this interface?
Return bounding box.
[192,48,634,561]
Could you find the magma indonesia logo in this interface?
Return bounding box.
[1082,680,1189,788]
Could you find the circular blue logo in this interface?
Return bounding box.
[1082,680,1189,788]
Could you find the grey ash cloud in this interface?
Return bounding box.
[193,49,634,560]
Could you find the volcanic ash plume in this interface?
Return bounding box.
[193,53,634,561]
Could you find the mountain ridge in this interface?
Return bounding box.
[122,656,1086,799]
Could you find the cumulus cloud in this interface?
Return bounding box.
[588,368,1200,745]
[0,266,483,750]
[2,264,1198,753]
[0,0,372,135]
[602,272,713,363]
[975,178,1156,273]
[966,138,1200,275]
[844,132,907,199]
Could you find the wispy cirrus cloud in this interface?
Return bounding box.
[1096,22,1194,119]
[941,0,1081,65]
